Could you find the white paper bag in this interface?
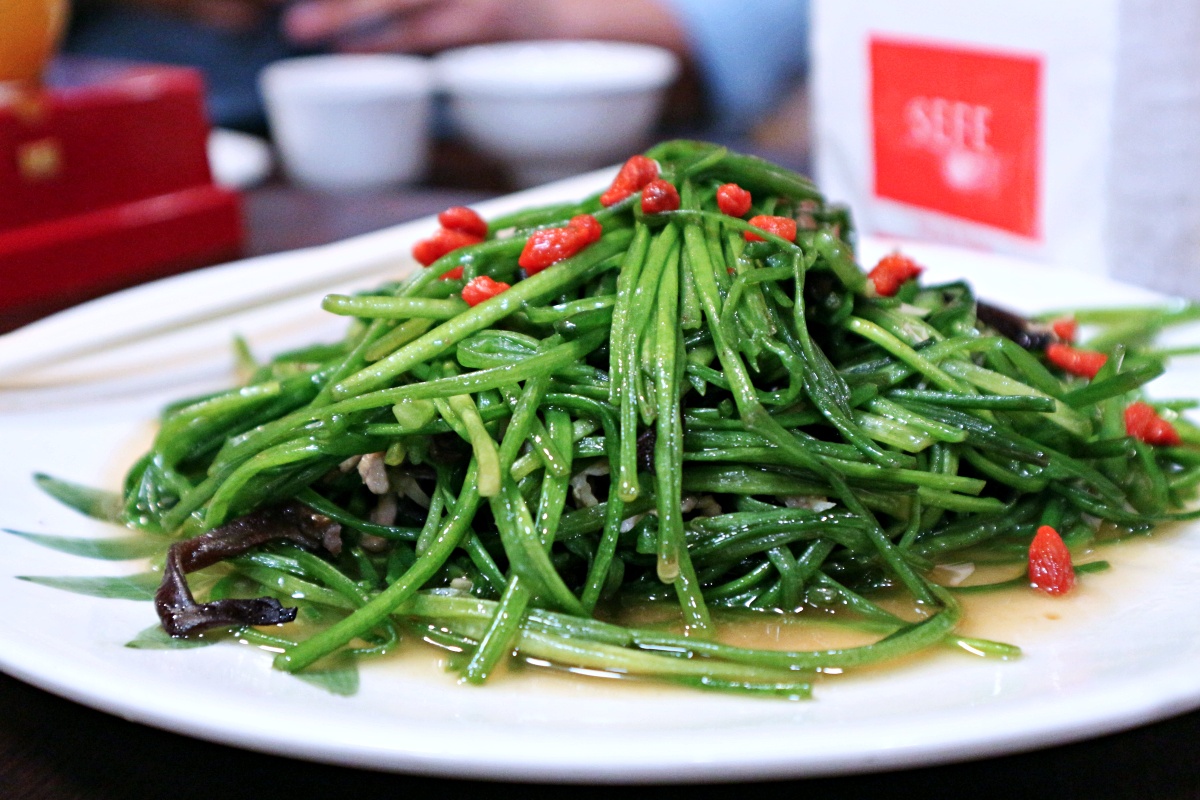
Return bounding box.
[812,0,1200,298]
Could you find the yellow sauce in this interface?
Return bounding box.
[334,529,1183,700]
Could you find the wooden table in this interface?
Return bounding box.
[2,183,1199,799]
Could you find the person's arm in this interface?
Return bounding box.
[282,0,688,60]
[282,0,809,134]
[657,0,810,134]
[82,0,280,32]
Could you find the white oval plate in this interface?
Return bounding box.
[1,172,1199,783]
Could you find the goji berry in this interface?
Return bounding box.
[461,275,510,306]
[412,228,483,267]
[600,155,659,206]
[1028,525,1075,595]
[1124,401,1181,446]
[518,214,602,274]
[1045,343,1107,379]
[568,213,602,244]
[716,183,752,217]
[868,252,923,297]
[641,179,680,214]
[743,215,798,243]
[1051,317,1078,343]
[437,206,488,238]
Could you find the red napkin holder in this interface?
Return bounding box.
[0,60,245,329]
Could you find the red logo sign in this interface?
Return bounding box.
[871,37,1042,239]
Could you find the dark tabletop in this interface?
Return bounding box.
[3,176,1199,800]
[3,664,1199,799]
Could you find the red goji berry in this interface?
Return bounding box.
[641,179,680,214]
[1051,316,1078,343]
[519,229,580,274]
[1045,343,1107,379]
[1028,525,1075,596]
[1124,401,1181,446]
[743,215,798,243]
[437,206,488,238]
[567,213,602,244]
[461,275,510,307]
[716,183,752,217]
[868,252,924,297]
[600,155,659,207]
[518,214,602,274]
[439,265,464,281]
[412,228,483,267]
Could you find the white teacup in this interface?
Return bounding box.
[435,41,680,187]
[260,54,434,191]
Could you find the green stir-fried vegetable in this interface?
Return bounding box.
[31,140,1200,698]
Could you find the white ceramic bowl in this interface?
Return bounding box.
[260,54,434,191]
[435,40,680,186]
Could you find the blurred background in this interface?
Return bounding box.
[62,0,814,184]
[1,0,814,328]
[3,0,1199,321]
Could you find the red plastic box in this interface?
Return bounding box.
[0,59,244,329]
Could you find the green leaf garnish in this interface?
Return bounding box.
[18,571,160,600]
[33,473,124,523]
[4,529,166,561]
[126,624,218,649]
